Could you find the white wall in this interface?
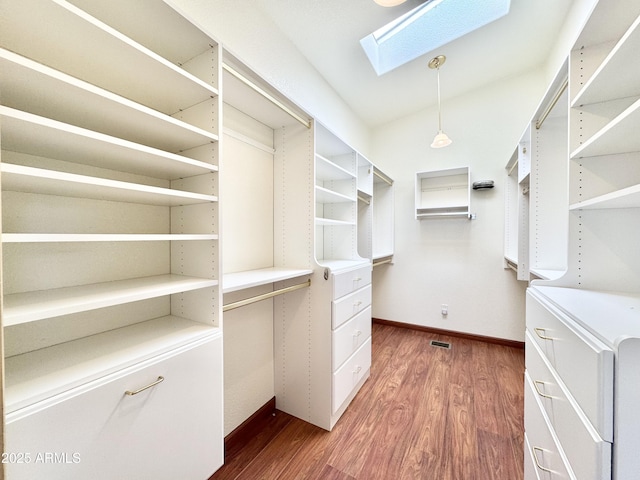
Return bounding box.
[370,70,547,341]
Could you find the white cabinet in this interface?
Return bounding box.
[5,334,223,480]
[523,2,640,479]
[0,0,223,475]
[415,167,470,219]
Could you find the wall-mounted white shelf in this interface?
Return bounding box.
[316,154,355,181]
[0,107,217,180]
[569,184,640,210]
[0,0,219,116]
[315,185,355,204]
[415,167,470,219]
[2,234,218,243]
[0,49,218,151]
[222,267,313,294]
[4,275,218,326]
[1,163,217,207]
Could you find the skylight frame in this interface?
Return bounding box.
[361,0,511,75]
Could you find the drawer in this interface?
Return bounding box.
[332,284,371,329]
[332,306,372,370]
[526,332,612,478]
[524,434,541,480]
[5,335,223,480]
[332,336,371,413]
[524,372,575,480]
[332,264,371,299]
[526,289,614,439]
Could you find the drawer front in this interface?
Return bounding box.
[526,289,614,439]
[526,332,612,478]
[332,336,371,413]
[332,284,372,329]
[524,434,542,480]
[332,306,372,371]
[524,372,575,480]
[332,265,371,299]
[5,335,223,480]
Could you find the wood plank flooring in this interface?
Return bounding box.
[210,322,525,480]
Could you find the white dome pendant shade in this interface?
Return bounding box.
[373,0,408,6]
[429,55,452,148]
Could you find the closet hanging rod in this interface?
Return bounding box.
[358,194,371,205]
[535,77,568,130]
[507,159,518,176]
[373,258,392,267]
[222,63,311,130]
[222,279,311,312]
[373,170,393,186]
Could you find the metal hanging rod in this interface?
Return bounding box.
[358,194,371,205]
[222,62,311,130]
[535,77,568,130]
[373,258,392,267]
[374,170,393,186]
[222,279,311,312]
[507,159,518,176]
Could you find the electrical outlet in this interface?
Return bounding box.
[441,304,448,316]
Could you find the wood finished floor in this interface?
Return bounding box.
[211,323,525,480]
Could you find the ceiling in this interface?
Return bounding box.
[248,0,575,128]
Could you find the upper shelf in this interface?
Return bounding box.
[0,0,218,116]
[1,163,218,207]
[0,49,218,152]
[572,15,640,107]
[316,154,356,181]
[222,267,313,294]
[570,97,640,158]
[569,184,640,210]
[3,274,218,326]
[0,107,217,180]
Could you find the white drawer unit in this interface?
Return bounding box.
[331,284,372,329]
[332,306,372,370]
[332,264,371,299]
[5,334,223,480]
[524,372,575,480]
[332,337,372,413]
[526,289,614,440]
[526,331,611,479]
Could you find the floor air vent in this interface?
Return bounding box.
[430,340,451,349]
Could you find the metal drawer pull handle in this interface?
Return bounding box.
[354,301,362,307]
[533,380,553,399]
[354,277,362,282]
[534,327,553,340]
[532,446,552,473]
[125,376,164,396]
[354,366,362,374]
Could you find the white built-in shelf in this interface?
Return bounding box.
[0,0,218,116]
[0,107,217,180]
[316,154,356,181]
[415,167,470,219]
[315,218,356,227]
[571,98,640,158]
[4,316,221,414]
[1,164,218,207]
[530,268,565,281]
[3,274,218,326]
[222,267,313,294]
[2,234,217,243]
[572,16,640,107]
[317,258,370,273]
[0,49,218,152]
[569,184,640,210]
[315,186,355,204]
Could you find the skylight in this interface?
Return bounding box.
[360,0,511,75]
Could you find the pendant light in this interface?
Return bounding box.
[373,0,407,6]
[429,55,452,148]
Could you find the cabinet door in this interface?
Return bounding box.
[5,335,223,480]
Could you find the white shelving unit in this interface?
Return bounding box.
[503,62,568,282]
[372,168,394,262]
[415,167,470,219]
[0,0,223,477]
[525,1,640,479]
